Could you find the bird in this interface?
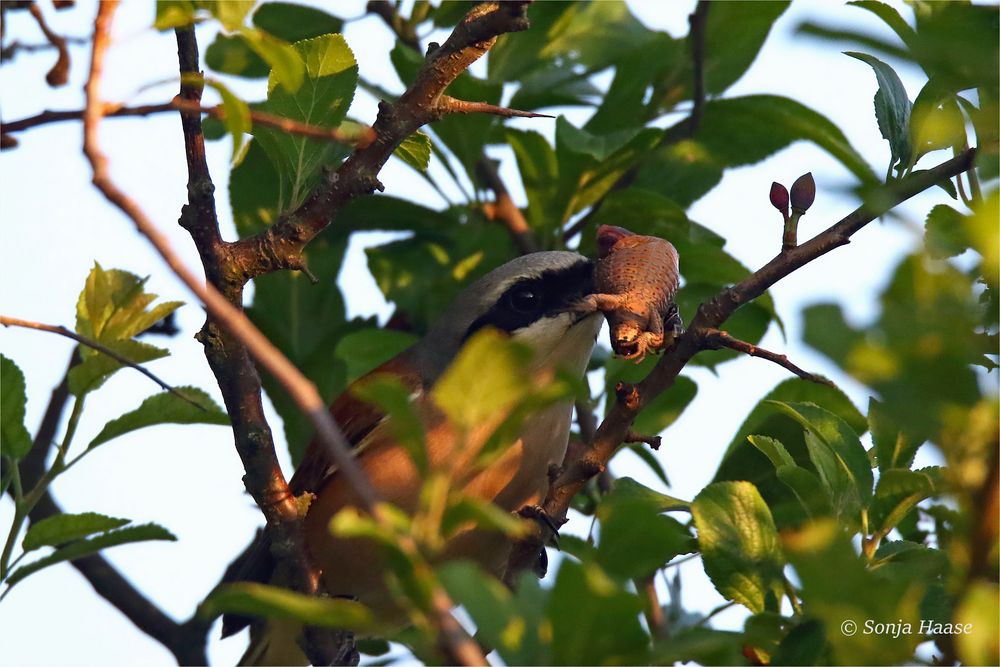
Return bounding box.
[223,250,603,665]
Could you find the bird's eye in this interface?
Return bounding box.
[507,287,540,313]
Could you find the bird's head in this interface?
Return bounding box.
[419,251,602,380]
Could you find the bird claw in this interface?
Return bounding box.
[518,504,563,549]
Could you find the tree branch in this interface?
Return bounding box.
[0,315,205,408]
[476,158,539,254]
[228,1,534,284]
[700,327,833,387]
[1,99,373,147]
[507,146,980,579]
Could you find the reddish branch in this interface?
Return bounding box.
[27,1,69,86]
[506,147,980,579]
[700,327,834,387]
[1,99,374,147]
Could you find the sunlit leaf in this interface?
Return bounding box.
[0,355,32,461]
[692,481,785,613]
[203,582,378,632]
[22,513,129,552]
[87,387,229,449]
[6,524,176,588]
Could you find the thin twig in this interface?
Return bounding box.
[1,99,374,147]
[701,327,834,387]
[562,1,710,244]
[436,95,552,119]
[27,1,69,86]
[637,574,666,638]
[507,147,981,580]
[0,315,206,409]
[625,430,663,450]
[476,157,539,254]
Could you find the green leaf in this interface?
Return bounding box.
[924,203,971,259]
[394,131,432,172]
[203,582,377,632]
[784,520,923,664]
[845,51,912,173]
[206,0,254,31]
[253,33,356,211]
[334,329,417,385]
[87,387,229,449]
[606,477,689,513]
[691,481,784,613]
[440,497,530,540]
[239,27,305,93]
[767,401,874,518]
[775,465,834,520]
[205,4,343,79]
[202,78,251,161]
[67,339,170,398]
[634,95,876,208]
[1,355,32,460]
[431,329,532,431]
[748,435,796,469]
[771,619,828,666]
[714,378,865,528]
[548,560,649,665]
[700,1,789,95]
[22,513,130,552]
[253,2,343,42]
[597,479,695,579]
[868,397,923,472]
[351,375,426,474]
[154,0,196,30]
[439,563,549,666]
[652,627,747,666]
[871,467,941,534]
[955,583,1000,667]
[910,80,965,161]
[848,1,917,49]
[6,524,175,587]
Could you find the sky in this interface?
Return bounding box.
[0,1,954,665]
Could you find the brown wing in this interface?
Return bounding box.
[220,349,424,638]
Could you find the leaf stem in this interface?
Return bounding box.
[784,577,803,616]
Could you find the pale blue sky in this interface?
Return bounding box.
[0,1,951,665]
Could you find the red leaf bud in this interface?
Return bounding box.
[790,172,816,212]
[769,182,789,218]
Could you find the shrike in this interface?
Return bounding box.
[224,251,602,664]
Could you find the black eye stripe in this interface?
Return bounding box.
[463,261,594,341]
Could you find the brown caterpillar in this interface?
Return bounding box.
[573,225,682,362]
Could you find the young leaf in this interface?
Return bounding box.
[0,355,32,461]
[6,524,176,588]
[692,481,785,613]
[775,465,834,520]
[87,387,229,449]
[22,513,130,552]
[845,52,912,174]
[154,0,196,30]
[203,582,377,632]
[394,131,432,172]
[238,27,304,94]
[67,339,170,398]
[202,78,251,161]
[605,477,690,513]
[252,2,343,43]
[910,80,965,161]
[205,0,255,31]
[923,204,971,260]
